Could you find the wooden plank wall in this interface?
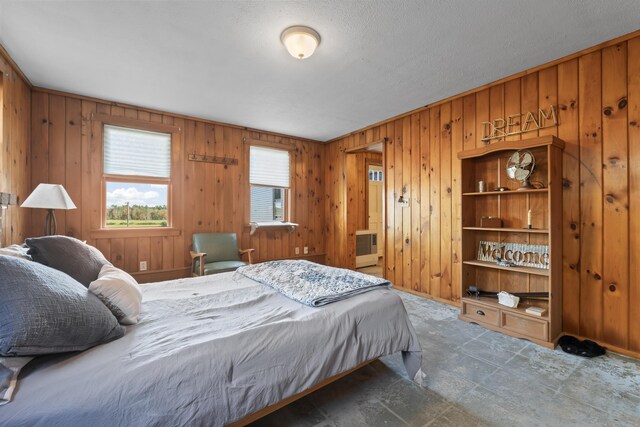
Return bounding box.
[324,36,640,355]
[0,52,31,246]
[30,90,325,281]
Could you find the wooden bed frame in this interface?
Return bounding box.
[227,359,375,426]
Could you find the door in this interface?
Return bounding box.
[368,165,384,257]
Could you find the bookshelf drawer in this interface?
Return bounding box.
[501,311,548,341]
[462,300,499,326]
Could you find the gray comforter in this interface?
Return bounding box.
[0,272,423,427]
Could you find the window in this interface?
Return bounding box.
[249,145,290,222]
[369,168,383,181]
[103,125,171,228]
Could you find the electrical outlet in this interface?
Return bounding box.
[139,261,148,271]
[304,246,309,255]
[295,247,300,255]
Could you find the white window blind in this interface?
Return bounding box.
[104,125,171,178]
[251,187,275,222]
[250,146,290,188]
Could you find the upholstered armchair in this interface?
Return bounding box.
[190,233,255,277]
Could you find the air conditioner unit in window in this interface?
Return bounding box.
[355,230,378,268]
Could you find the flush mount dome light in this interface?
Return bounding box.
[280,26,320,59]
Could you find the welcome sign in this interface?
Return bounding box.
[477,241,550,269]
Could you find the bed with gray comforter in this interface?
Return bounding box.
[0,271,422,427]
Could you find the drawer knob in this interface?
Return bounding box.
[476,310,485,316]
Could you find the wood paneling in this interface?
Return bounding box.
[0,51,30,246]
[30,91,325,281]
[578,51,603,341]
[628,37,640,354]
[601,43,629,348]
[324,35,640,354]
[557,58,580,336]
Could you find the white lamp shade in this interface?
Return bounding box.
[281,26,320,59]
[21,184,77,210]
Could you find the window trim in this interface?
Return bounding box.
[245,138,295,225]
[92,114,181,232]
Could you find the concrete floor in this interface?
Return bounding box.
[251,290,640,427]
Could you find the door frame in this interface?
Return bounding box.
[344,137,387,275]
[364,159,383,232]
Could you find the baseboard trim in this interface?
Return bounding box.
[133,267,190,284]
[395,287,463,308]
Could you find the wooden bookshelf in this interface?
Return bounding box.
[457,135,564,348]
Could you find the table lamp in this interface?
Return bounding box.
[21,184,77,235]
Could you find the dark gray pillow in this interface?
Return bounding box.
[26,236,110,287]
[0,255,124,357]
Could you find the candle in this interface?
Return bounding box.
[527,209,532,229]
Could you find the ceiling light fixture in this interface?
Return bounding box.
[280,26,320,60]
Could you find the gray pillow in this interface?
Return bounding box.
[0,255,124,357]
[26,236,110,287]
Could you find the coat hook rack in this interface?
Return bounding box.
[188,153,238,166]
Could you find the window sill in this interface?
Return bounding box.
[90,227,182,239]
[248,221,298,235]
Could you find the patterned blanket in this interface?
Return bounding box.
[234,260,391,307]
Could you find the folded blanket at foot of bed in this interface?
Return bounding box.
[234,260,391,307]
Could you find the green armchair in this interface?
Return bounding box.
[190,233,255,277]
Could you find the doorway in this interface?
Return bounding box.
[367,163,384,259]
[345,140,385,278]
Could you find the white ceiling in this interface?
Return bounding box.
[1,1,639,141]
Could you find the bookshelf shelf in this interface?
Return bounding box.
[462,260,550,276]
[462,227,549,234]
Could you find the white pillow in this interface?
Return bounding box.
[0,244,31,259]
[89,265,142,325]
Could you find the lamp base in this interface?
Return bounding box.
[45,209,57,236]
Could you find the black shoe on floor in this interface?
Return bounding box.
[558,335,606,358]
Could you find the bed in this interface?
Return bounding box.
[1,270,422,427]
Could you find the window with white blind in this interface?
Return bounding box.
[249,145,290,222]
[103,125,171,228]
